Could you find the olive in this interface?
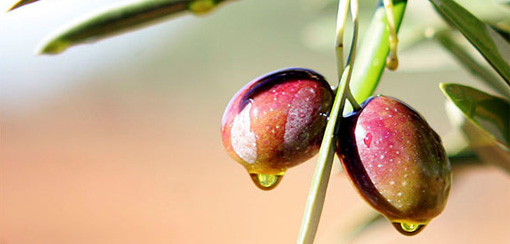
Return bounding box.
[222,68,334,190]
[337,95,451,235]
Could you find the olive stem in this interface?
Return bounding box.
[347,88,362,111]
[334,0,361,113]
[383,0,399,70]
[335,0,352,78]
[296,0,359,243]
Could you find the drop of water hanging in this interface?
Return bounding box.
[392,222,426,236]
[249,173,283,190]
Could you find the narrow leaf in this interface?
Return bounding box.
[8,0,40,11]
[435,31,510,98]
[441,83,510,150]
[37,0,227,54]
[430,0,510,85]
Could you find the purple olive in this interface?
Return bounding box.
[337,95,451,235]
[222,68,333,189]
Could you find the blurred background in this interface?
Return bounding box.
[1,0,509,243]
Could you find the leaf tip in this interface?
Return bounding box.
[8,0,40,12]
[36,39,70,55]
[439,82,453,95]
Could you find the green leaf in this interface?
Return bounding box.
[349,0,407,108]
[37,0,228,55]
[435,31,510,98]
[430,0,510,85]
[443,90,510,173]
[8,0,40,11]
[441,83,510,149]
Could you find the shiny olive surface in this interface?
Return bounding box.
[222,68,334,176]
[337,95,451,233]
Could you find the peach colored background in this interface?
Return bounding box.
[1,0,509,243]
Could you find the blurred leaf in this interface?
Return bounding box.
[8,0,40,11]
[348,0,407,109]
[435,31,510,98]
[445,98,510,173]
[430,0,510,85]
[441,83,510,172]
[38,0,228,54]
[441,83,510,148]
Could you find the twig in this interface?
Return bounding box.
[296,0,359,243]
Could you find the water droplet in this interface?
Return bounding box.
[392,222,426,236]
[188,0,217,15]
[364,133,373,148]
[250,173,283,190]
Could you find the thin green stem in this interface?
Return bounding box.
[347,88,362,111]
[296,0,359,243]
[336,0,362,113]
[335,0,352,78]
[383,0,399,70]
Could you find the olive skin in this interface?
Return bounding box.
[337,95,451,227]
[222,68,334,175]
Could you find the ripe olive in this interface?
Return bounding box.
[222,68,334,189]
[337,95,451,234]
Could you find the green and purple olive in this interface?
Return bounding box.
[336,95,451,235]
[221,68,334,190]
